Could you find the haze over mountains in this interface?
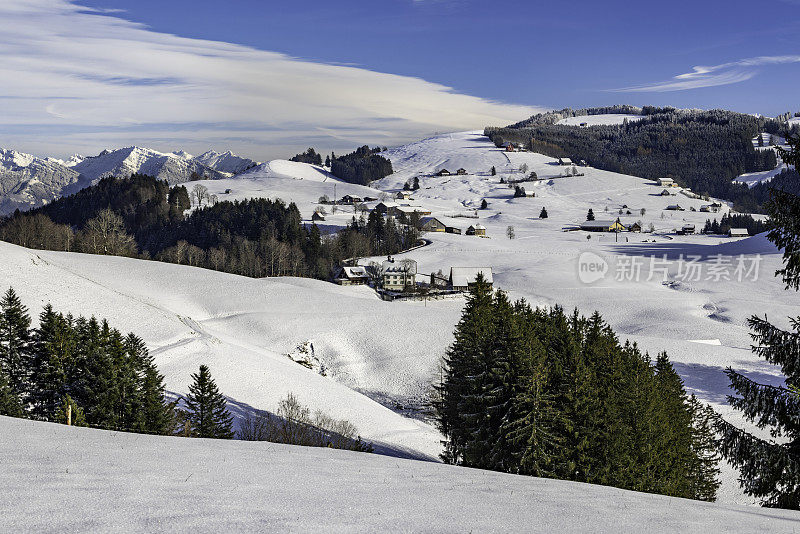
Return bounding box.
[0,146,258,215]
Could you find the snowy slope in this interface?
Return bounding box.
[0,240,456,459]
[185,159,386,221]
[556,114,643,126]
[1,416,796,533]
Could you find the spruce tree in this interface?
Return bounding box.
[587,209,595,221]
[715,135,800,509]
[185,365,234,439]
[540,207,548,219]
[0,368,22,417]
[128,334,175,435]
[28,306,74,421]
[0,288,32,401]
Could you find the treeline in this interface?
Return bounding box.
[486,109,781,212]
[749,168,800,205]
[436,278,720,501]
[703,213,769,235]
[290,148,323,166]
[506,105,671,127]
[0,174,418,280]
[0,288,174,434]
[330,145,393,185]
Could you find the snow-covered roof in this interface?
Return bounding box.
[580,220,617,229]
[450,267,493,287]
[340,266,368,279]
[471,223,486,230]
[729,228,749,236]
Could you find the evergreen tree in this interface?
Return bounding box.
[587,209,595,221]
[184,365,234,439]
[687,395,721,501]
[539,207,548,219]
[128,334,175,435]
[0,368,22,417]
[0,288,31,401]
[491,166,496,176]
[715,134,800,509]
[481,199,488,210]
[28,306,75,420]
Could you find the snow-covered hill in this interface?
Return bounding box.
[556,113,643,126]
[0,146,258,215]
[1,416,796,533]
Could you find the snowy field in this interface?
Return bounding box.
[556,114,643,126]
[1,416,797,533]
[2,130,798,509]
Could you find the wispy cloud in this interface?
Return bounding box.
[610,55,800,92]
[0,0,539,160]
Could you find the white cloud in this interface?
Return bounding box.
[0,0,539,160]
[610,55,800,92]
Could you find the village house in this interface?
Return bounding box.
[333,266,370,286]
[389,205,432,224]
[445,226,462,235]
[382,263,416,291]
[435,169,452,177]
[419,217,446,232]
[466,224,487,237]
[456,168,468,175]
[679,224,696,235]
[665,204,684,211]
[628,222,642,233]
[312,211,325,222]
[373,201,398,215]
[558,157,573,166]
[449,267,494,291]
[339,195,362,204]
[657,178,676,187]
[580,220,626,232]
[729,228,749,238]
[395,191,412,201]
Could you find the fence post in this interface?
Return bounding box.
[67,404,72,426]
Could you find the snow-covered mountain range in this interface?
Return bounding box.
[0,147,258,215]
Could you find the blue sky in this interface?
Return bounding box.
[77,0,800,114]
[2,0,799,160]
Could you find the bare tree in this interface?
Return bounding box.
[519,163,529,174]
[192,184,209,207]
[82,208,137,256]
[506,225,515,239]
[640,207,646,216]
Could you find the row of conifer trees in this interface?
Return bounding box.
[435,277,721,501]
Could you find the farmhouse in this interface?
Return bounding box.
[333,266,370,286]
[395,191,412,201]
[340,195,362,204]
[657,178,675,187]
[580,220,626,232]
[628,222,642,233]
[388,205,432,223]
[435,169,452,177]
[466,224,486,237]
[449,267,494,291]
[419,217,446,232]
[383,264,416,291]
[312,211,325,222]
[374,201,398,215]
[558,157,573,166]
[445,226,462,234]
[729,228,749,238]
[665,204,684,211]
[456,168,468,175]
[679,224,696,235]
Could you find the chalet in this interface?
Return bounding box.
[660,189,674,196]
[699,205,711,212]
[580,220,626,232]
[382,263,416,291]
[388,205,432,223]
[374,201,397,215]
[340,195,362,204]
[628,222,642,233]
[679,224,696,235]
[445,226,462,235]
[436,169,452,177]
[419,217,446,232]
[665,204,684,211]
[311,211,325,222]
[657,178,675,187]
[449,267,494,291]
[333,266,370,286]
[363,196,377,202]
[710,202,723,209]
[395,191,412,201]
[729,228,749,238]
[456,168,468,175]
[558,157,573,166]
[466,224,486,237]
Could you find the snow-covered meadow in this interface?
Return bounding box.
[1,130,797,514]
